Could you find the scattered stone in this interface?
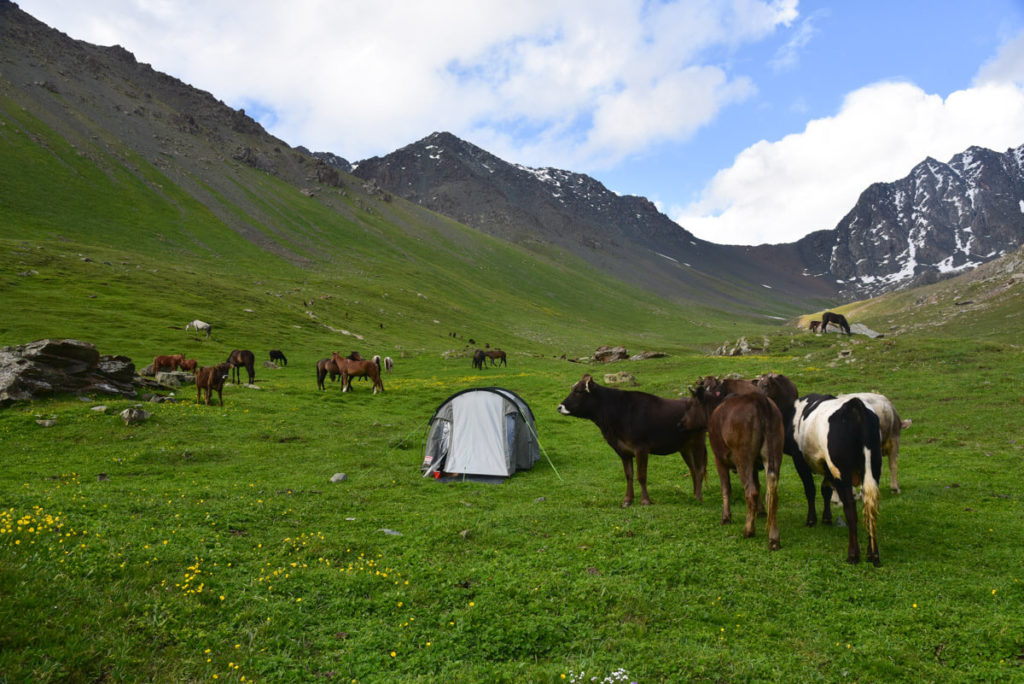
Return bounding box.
[629,351,667,361]
[120,407,151,425]
[603,371,637,386]
[377,528,402,536]
[263,361,278,369]
[593,345,629,363]
[459,529,470,539]
[330,473,347,483]
[153,371,194,387]
[534,497,546,503]
[91,405,107,413]
[36,419,57,427]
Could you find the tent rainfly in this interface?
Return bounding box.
[421,387,540,482]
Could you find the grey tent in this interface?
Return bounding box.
[421,387,540,482]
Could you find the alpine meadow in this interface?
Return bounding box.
[2,3,1024,683]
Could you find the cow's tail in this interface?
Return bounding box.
[854,398,883,553]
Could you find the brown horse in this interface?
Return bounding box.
[179,358,198,373]
[225,349,256,384]
[809,320,821,333]
[331,352,384,394]
[485,349,507,367]
[471,349,486,370]
[152,354,185,372]
[316,357,340,390]
[691,383,784,550]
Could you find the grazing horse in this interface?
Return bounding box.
[384,356,394,373]
[225,349,256,385]
[152,354,185,372]
[821,311,851,335]
[316,357,340,390]
[471,349,486,370]
[185,320,212,338]
[331,352,384,394]
[809,320,821,333]
[691,382,784,550]
[179,358,198,373]
[792,394,883,565]
[485,349,507,367]
[269,350,288,366]
[195,363,231,406]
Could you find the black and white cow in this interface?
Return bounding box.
[791,394,883,565]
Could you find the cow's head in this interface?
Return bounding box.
[557,374,596,416]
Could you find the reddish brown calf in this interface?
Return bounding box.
[196,363,231,406]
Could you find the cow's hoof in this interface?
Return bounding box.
[769,540,781,551]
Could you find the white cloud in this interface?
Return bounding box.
[19,0,795,166]
[675,78,1024,245]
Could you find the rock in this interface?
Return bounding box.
[36,419,57,427]
[629,351,667,361]
[154,371,194,387]
[377,528,402,536]
[330,473,347,483]
[263,360,278,369]
[120,407,151,425]
[91,405,108,413]
[603,371,637,386]
[0,339,138,405]
[593,345,629,363]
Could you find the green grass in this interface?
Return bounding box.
[1,334,1022,683]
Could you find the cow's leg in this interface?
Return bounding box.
[618,453,635,508]
[790,454,817,527]
[635,449,652,506]
[680,434,707,501]
[740,460,760,538]
[753,469,766,516]
[217,388,223,407]
[714,454,732,525]
[834,482,860,564]
[765,468,781,551]
[820,480,834,526]
[886,437,900,493]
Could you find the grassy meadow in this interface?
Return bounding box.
[3,97,1023,682]
[2,249,1023,682]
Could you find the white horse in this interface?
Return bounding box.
[185,319,211,339]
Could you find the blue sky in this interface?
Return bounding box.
[19,1,1024,245]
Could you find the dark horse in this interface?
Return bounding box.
[485,349,507,367]
[269,350,288,366]
[331,352,384,394]
[821,311,851,335]
[225,349,256,384]
[316,357,340,390]
[471,349,486,370]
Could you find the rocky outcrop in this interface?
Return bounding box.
[0,339,138,404]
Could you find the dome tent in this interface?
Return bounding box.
[421,387,540,482]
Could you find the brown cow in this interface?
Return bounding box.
[195,363,232,406]
[331,352,384,394]
[691,384,784,550]
[152,354,185,372]
[558,373,707,507]
[179,358,198,373]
